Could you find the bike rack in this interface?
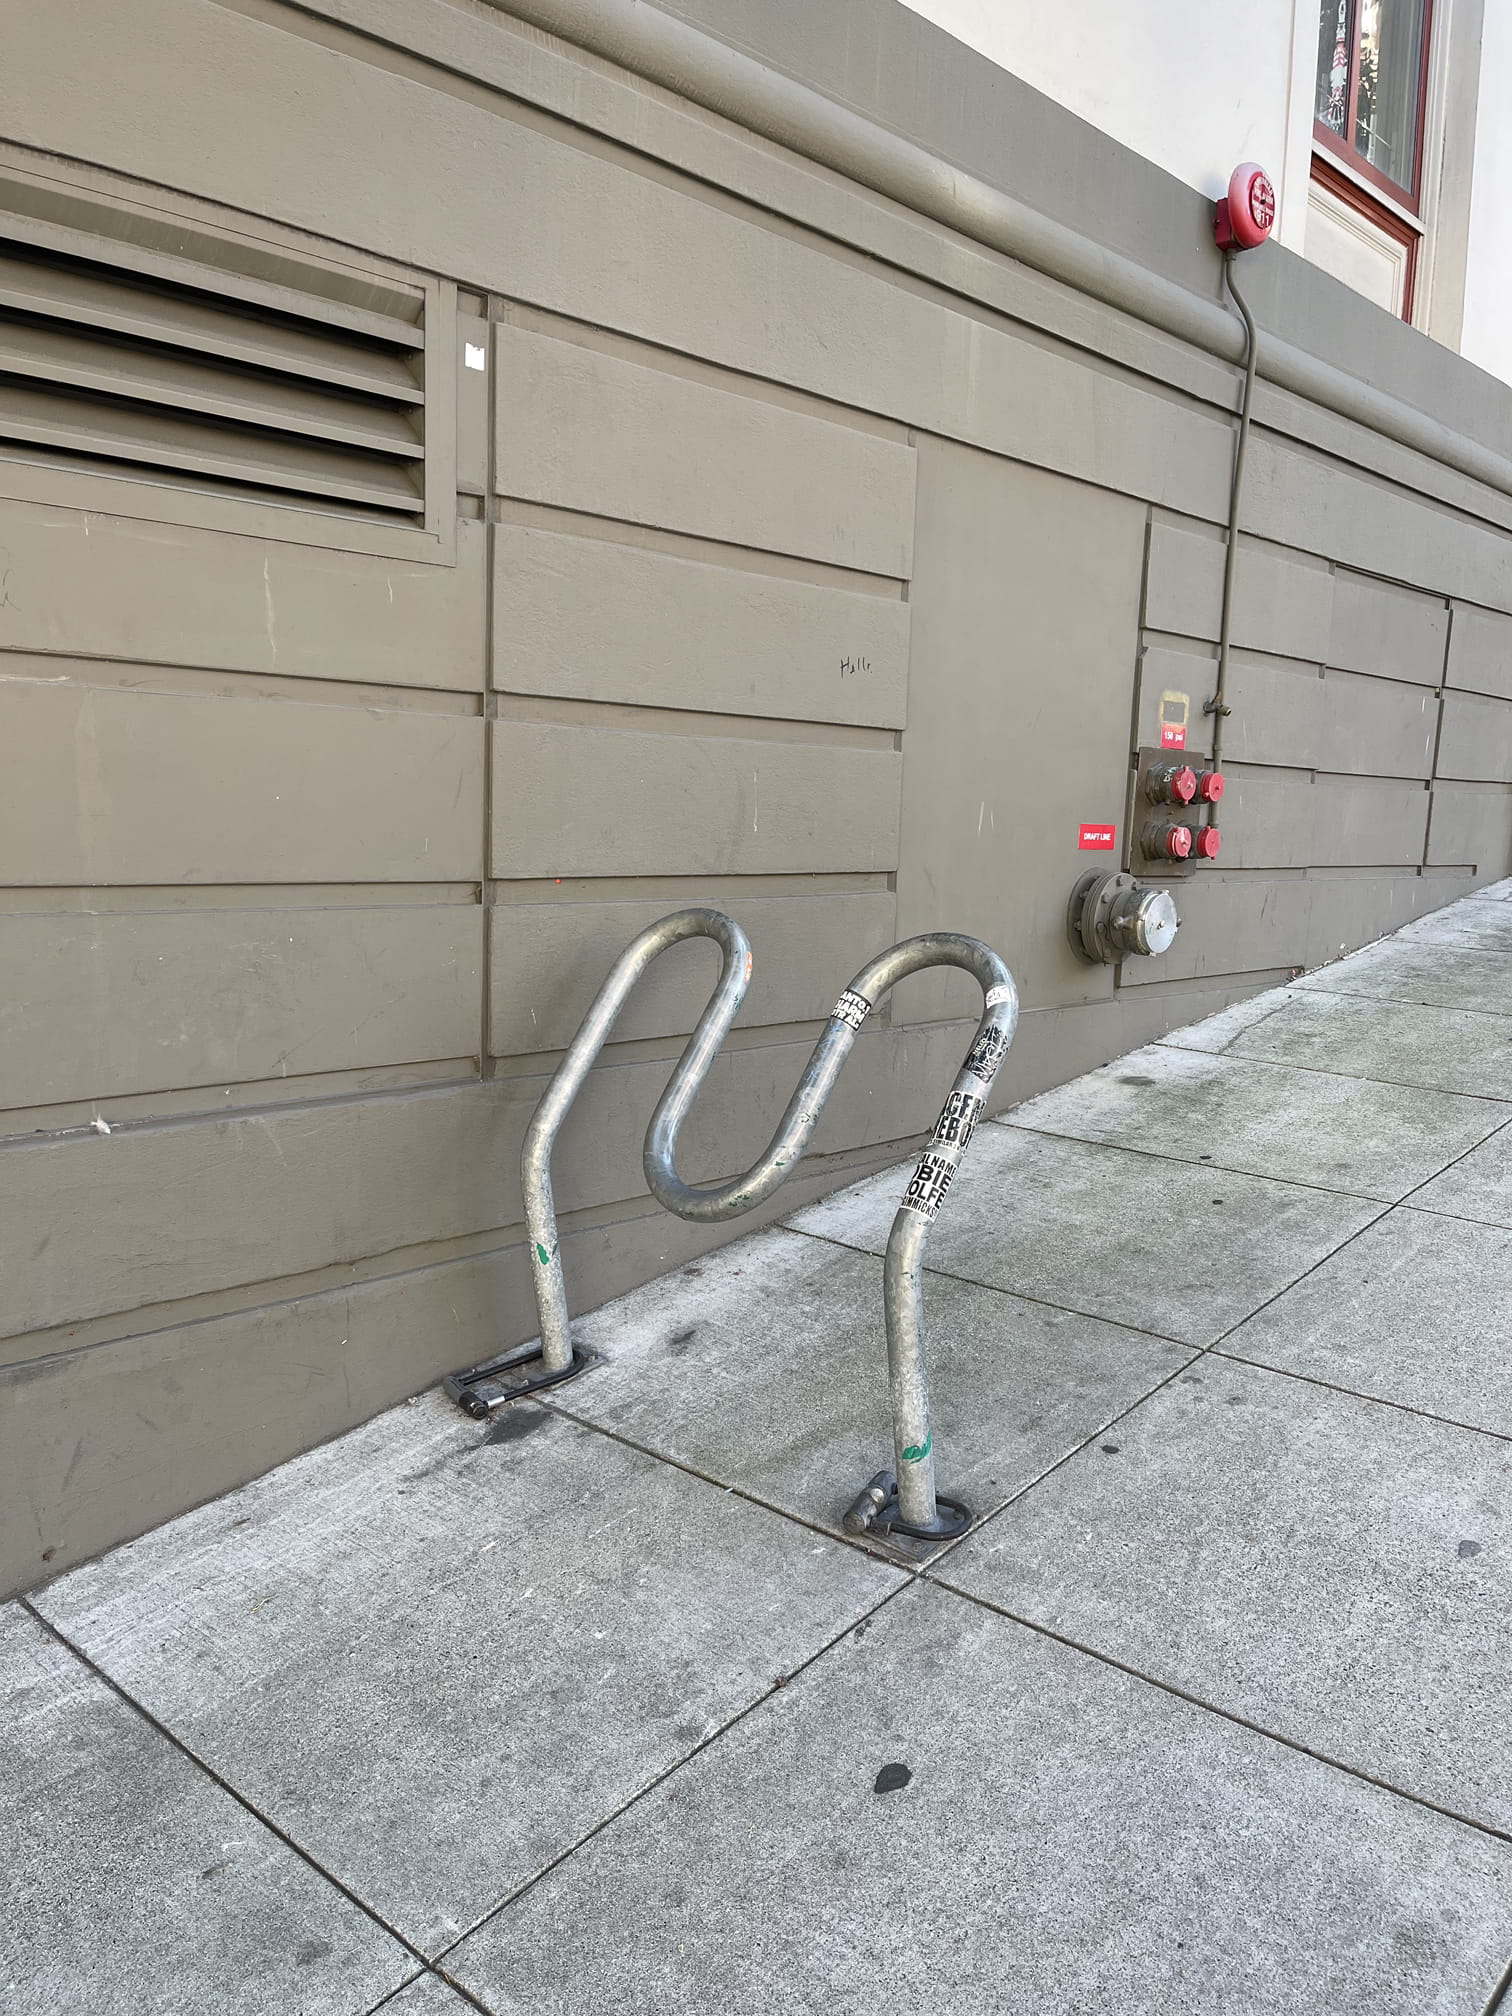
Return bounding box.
[444,908,1018,1543]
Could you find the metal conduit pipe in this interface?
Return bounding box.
[483,0,1512,506]
[445,907,1019,1542]
[1204,249,1261,831]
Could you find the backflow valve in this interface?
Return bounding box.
[444,908,1019,1548]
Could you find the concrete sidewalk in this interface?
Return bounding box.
[6,880,1512,2016]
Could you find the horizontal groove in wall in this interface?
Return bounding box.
[0,1058,479,1142]
[0,882,480,913]
[502,243,1235,441]
[1148,506,1459,605]
[490,497,907,597]
[1262,420,1512,552]
[1222,759,1433,789]
[490,691,899,750]
[490,870,892,902]
[503,298,914,442]
[892,981,1290,1032]
[1250,379,1512,548]
[1110,965,1299,1000]
[0,652,483,714]
[486,1012,909,1080]
[1140,630,1452,694]
[1114,865,1437,884]
[0,1002,967,1151]
[0,1131,912,1374]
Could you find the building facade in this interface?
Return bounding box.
[908,0,1512,381]
[2,0,1510,1595]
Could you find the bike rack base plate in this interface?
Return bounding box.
[442,1341,600,1418]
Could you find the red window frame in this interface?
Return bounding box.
[1312,0,1435,210]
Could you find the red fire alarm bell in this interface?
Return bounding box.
[1214,164,1275,251]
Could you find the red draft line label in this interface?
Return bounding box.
[1160,722,1187,749]
[1078,823,1116,851]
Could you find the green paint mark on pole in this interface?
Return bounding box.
[901,1431,932,1464]
[535,1242,553,1266]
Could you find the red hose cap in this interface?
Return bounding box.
[1194,826,1221,860]
[1215,164,1275,251]
[1165,824,1193,861]
[1169,765,1198,805]
[1196,770,1225,804]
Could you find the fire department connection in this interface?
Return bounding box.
[1069,163,1273,967]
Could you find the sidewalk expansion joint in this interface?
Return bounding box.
[17,1597,438,1978]
[917,1576,1512,1854]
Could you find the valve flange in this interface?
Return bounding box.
[1068,871,1181,965]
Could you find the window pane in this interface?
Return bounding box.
[1316,0,1352,133]
[1355,0,1425,189]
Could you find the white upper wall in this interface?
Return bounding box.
[1460,0,1512,387]
[899,0,1317,246]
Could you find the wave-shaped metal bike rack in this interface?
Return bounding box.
[444,908,1018,1542]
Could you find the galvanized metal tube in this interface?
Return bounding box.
[873,941,1018,1529]
[516,908,1017,1531]
[522,908,751,1372]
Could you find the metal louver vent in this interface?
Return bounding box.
[0,177,427,521]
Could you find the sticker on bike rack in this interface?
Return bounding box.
[901,1150,957,1220]
[964,1023,1010,1087]
[931,1088,982,1151]
[831,988,872,1031]
[984,983,1014,1008]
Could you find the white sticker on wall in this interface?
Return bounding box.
[463,342,487,371]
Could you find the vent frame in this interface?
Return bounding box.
[0,155,457,565]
